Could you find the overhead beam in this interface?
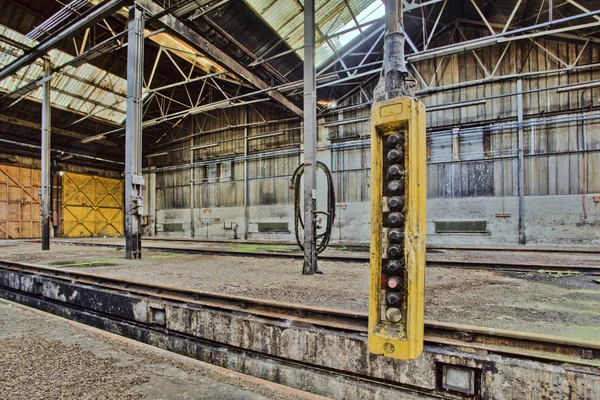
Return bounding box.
[0,0,129,82]
[406,9,600,63]
[0,114,118,147]
[138,0,303,117]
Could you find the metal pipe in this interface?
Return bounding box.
[327,111,600,149]
[0,138,123,165]
[125,6,144,259]
[303,0,318,275]
[244,106,250,240]
[149,147,302,173]
[41,57,52,251]
[154,117,299,149]
[325,76,600,123]
[189,137,195,238]
[516,79,526,244]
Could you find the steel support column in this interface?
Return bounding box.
[125,6,145,259]
[41,57,52,251]
[189,138,195,238]
[302,0,318,275]
[243,107,250,240]
[516,79,526,245]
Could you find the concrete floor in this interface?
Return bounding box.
[0,298,325,400]
[1,239,599,341]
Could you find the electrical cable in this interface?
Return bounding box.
[289,162,335,254]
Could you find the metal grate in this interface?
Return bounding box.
[434,220,487,234]
[162,223,184,232]
[258,222,289,233]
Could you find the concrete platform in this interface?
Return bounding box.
[1,239,599,341]
[0,298,326,400]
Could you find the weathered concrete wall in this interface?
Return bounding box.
[2,267,598,400]
[153,193,600,246]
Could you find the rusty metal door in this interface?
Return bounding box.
[62,172,124,237]
[0,164,41,238]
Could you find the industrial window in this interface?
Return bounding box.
[428,134,453,162]
[459,129,485,160]
[434,221,487,234]
[429,128,488,162]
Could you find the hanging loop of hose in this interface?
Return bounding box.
[289,162,336,255]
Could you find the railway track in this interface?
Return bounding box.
[0,261,600,399]
[0,259,599,399]
[52,239,600,273]
[145,237,600,255]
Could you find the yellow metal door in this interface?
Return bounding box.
[62,172,124,237]
[0,164,41,239]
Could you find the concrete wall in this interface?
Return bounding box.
[152,193,600,247]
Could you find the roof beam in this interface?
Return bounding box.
[0,0,130,82]
[0,114,117,147]
[407,9,600,63]
[138,0,303,117]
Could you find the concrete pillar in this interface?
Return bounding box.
[41,57,52,250]
[125,6,144,259]
[302,0,318,274]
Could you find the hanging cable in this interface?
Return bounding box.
[289,161,335,254]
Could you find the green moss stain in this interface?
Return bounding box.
[230,244,298,253]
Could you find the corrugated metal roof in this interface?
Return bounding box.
[246,0,383,67]
[0,24,130,125]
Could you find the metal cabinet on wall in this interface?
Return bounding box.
[0,164,41,239]
[62,172,124,237]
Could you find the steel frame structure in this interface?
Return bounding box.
[132,0,600,151]
[0,0,598,165]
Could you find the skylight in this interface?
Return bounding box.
[0,24,130,125]
[338,1,385,47]
[246,0,383,68]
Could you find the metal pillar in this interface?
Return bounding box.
[243,107,250,240]
[302,0,318,275]
[149,167,157,237]
[41,57,52,251]
[516,79,526,245]
[190,138,195,238]
[125,6,145,259]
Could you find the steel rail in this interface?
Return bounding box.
[50,240,600,274]
[142,237,600,255]
[0,259,598,368]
